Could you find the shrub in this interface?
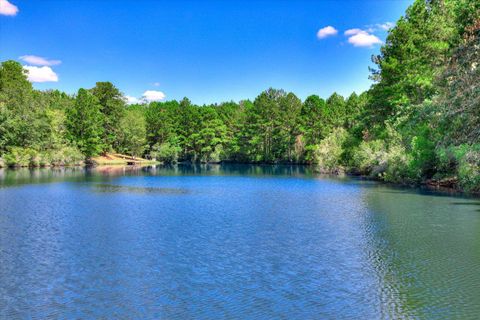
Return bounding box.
[49,146,84,166]
[150,142,180,164]
[204,144,225,163]
[2,146,84,167]
[38,151,53,166]
[456,146,480,192]
[3,147,37,167]
[349,134,414,183]
[435,145,466,177]
[351,140,387,175]
[314,128,348,173]
[303,144,317,163]
[407,126,437,181]
[434,144,480,192]
[383,144,412,184]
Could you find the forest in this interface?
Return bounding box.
[0,0,479,191]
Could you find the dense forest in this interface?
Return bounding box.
[0,0,479,191]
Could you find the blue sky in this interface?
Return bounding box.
[1,0,412,104]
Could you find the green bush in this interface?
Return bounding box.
[349,135,413,183]
[204,144,225,163]
[435,145,466,177]
[150,142,180,164]
[1,146,84,167]
[383,144,412,184]
[3,148,37,167]
[351,140,387,175]
[48,146,84,166]
[456,146,480,192]
[436,146,456,176]
[303,144,317,163]
[434,144,480,192]
[367,125,415,184]
[407,126,437,181]
[314,128,348,173]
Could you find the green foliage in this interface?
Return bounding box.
[117,107,147,157]
[351,140,388,175]
[0,61,96,166]
[436,145,467,175]
[150,142,180,164]
[382,143,412,184]
[0,60,33,111]
[300,95,327,161]
[2,146,83,167]
[91,82,126,151]
[350,125,436,184]
[66,89,104,157]
[367,0,456,123]
[0,0,478,192]
[145,100,179,149]
[0,61,51,151]
[208,144,225,163]
[3,147,37,167]
[435,18,480,145]
[435,144,480,192]
[457,147,480,192]
[351,1,480,191]
[242,89,303,163]
[192,107,228,162]
[408,125,437,180]
[47,146,84,166]
[314,128,349,173]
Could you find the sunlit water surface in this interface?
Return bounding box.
[0,165,479,319]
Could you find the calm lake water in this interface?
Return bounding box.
[0,164,479,319]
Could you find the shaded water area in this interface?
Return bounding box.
[0,164,479,319]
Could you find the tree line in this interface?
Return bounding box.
[0,0,479,191]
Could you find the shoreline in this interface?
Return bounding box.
[0,161,474,197]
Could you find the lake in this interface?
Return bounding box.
[0,164,479,319]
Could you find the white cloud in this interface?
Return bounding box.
[316,26,338,39]
[20,55,61,66]
[125,95,139,104]
[153,82,160,87]
[347,32,382,47]
[344,28,366,36]
[23,66,59,82]
[142,90,166,102]
[343,22,392,48]
[125,90,167,104]
[0,0,18,16]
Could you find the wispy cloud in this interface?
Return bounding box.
[23,66,59,82]
[0,0,18,16]
[365,22,395,33]
[20,55,61,66]
[317,26,338,39]
[153,82,160,87]
[376,22,394,31]
[142,90,166,102]
[344,28,365,36]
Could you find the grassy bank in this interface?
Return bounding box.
[0,151,158,168]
